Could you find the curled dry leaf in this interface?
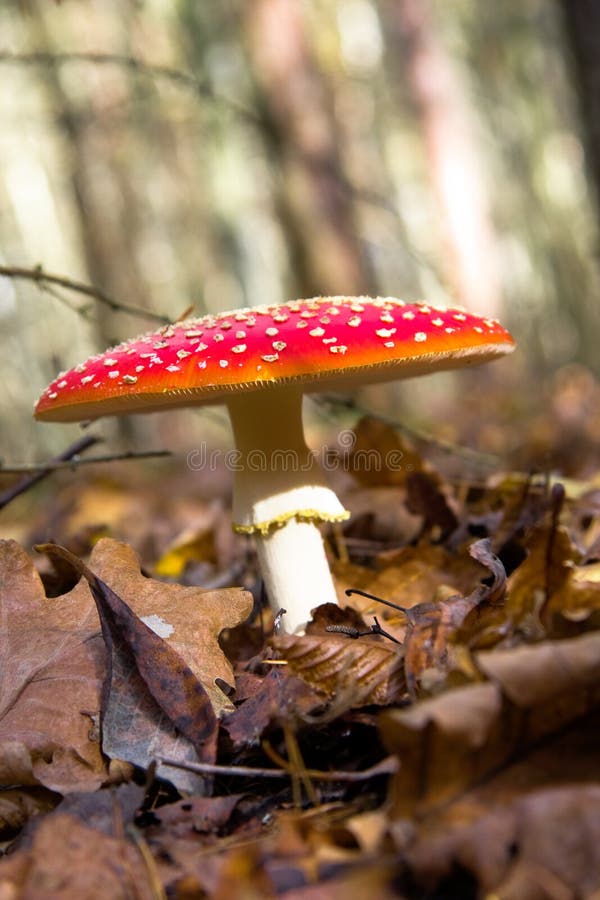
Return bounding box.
[274,632,405,708]
[402,538,506,696]
[507,523,600,633]
[379,629,600,817]
[222,668,322,748]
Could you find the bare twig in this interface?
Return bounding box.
[0,434,101,511]
[0,51,257,123]
[0,265,170,324]
[0,449,172,475]
[157,755,398,782]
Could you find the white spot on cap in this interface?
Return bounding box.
[309,327,325,337]
[261,353,279,362]
[48,391,58,399]
[135,365,145,372]
[219,360,229,368]
[213,334,224,343]
[198,360,207,369]
[445,327,456,334]
[195,343,208,352]
[380,313,394,324]
[273,341,287,351]
[453,313,466,322]
[414,332,427,342]
[123,374,138,384]
[432,318,444,327]
[329,345,347,354]
[266,327,279,337]
[402,311,415,320]
[235,330,246,339]
[232,344,247,354]
[384,341,395,348]
[296,320,308,329]
[81,375,94,384]
[103,358,118,366]
[57,380,67,388]
[376,328,396,338]
[474,326,483,333]
[177,349,191,359]
[108,370,120,379]
[347,316,361,327]
[166,364,181,372]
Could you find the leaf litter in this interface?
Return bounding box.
[2,413,600,896]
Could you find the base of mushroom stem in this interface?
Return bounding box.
[253,517,339,634]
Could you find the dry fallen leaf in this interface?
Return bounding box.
[76,538,253,715]
[275,632,405,708]
[0,813,156,900]
[39,540,252,791]
[380,629,600,817]
[400,706,600,897]
[45,543,220,790]
[0,539,106,793]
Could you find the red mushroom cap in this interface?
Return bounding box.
[34,296,515,422]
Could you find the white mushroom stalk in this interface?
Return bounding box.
[227,387,348,633]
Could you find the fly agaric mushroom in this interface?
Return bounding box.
[35,296,514,633]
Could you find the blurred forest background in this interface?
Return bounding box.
[2,0,600,470]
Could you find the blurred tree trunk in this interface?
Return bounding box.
[24,4,152,441]
[381,0,501,316]
[559,1,600,222]
[242,0,375,299]
[25,5,148,344]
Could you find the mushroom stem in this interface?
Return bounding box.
[227,387,348,632]
[253,518,338,634]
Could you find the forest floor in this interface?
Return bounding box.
[1,370,600,899]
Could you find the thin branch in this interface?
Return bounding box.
[0,449,172,475]
[157,755,398,782]
[0,265,170,324]
[0,435,101,511]
[0,51,257,124]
